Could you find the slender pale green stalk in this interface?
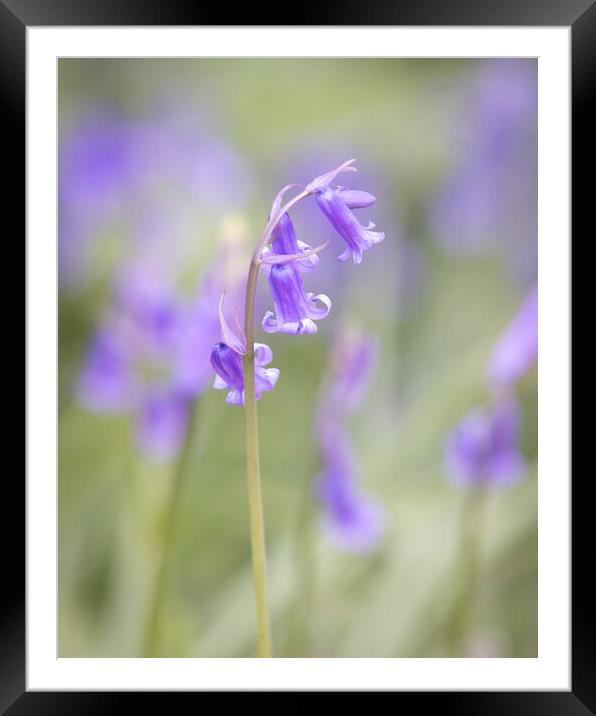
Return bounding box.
[242,190,310,658]
[143,399,199,657]
[448,486,488,656]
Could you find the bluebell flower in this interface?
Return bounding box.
[262,261,331,335]
[303,159,385,264]
[78,227,247,460]
[315,187,384,264]
[211,297,279,405]
[446,397,526,488]
[260,211,331,335]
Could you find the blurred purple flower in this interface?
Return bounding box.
[77,326,137,413]
[59,104,252,288]
[446,397,526,488]
[316,426,385,553]
[137,388,189,461]
[78,229,246,461]
[314,325,384,552]
[432,60,537,282]
[488,286,537,388]
[327,325,379,414]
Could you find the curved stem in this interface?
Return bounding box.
[242,260,272,658]
[241,188,311,658]
[142,398,199,657]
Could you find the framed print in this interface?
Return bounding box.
[9,0,588,708]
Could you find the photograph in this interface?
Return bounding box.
[57,57,538,659]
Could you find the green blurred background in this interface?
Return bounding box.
[58,59,537,657]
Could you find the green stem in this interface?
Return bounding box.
[241,188,311,658]
[448,486,488,656]
[142,399,199,657]
[243,260,272,658]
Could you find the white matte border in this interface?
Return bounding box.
[27,26,570,691]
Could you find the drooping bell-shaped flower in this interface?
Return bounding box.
[211,296,279,405]
[446,397,526,488]
[262,261,331,335]
[315,187,385,264]
[305,159,385,263]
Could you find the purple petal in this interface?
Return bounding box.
[211,340,279,406]
[336,189,376,209]
[210,342,244,393]
[263,212,319,273]
[262,262,331,334]
[316,187,384,264]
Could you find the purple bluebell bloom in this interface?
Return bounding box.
[304,159,385,264]
[315,187,385,264]
[261,210,331,335]
[262,262,331,335]
[446,398,526,488]
[488,286,537,388]
[211,298,279,406]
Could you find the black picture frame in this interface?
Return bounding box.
[9,0,587,709]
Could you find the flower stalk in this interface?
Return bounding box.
[241,190,310,658]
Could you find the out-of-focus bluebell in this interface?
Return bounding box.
[316,424,385,552]
[445,287,537,489]
[315,325,384,552]
[59,104,253,288]
[78,222,248,461]
[431,60,537,283]
[446,397,526,488]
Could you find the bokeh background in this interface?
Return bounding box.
[58,58,537,658]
